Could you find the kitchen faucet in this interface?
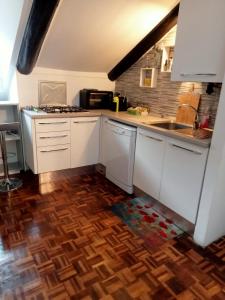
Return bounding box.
[178,103,199,130]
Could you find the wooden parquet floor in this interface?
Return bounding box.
[0,170,224,300]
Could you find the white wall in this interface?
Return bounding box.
[194,73,225,247]
[0,0,24,99]
[17,67,115,107]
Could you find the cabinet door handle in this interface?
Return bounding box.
[40,147,68,153]
[140,132,163,142]
[38,121,68,125]
[39,135,68,139]
[180,73,216,77]
[73,120,97,124]
[171,144,202,155]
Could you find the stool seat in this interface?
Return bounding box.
[0,122,22,192]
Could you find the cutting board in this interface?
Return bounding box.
[176,92,201,125]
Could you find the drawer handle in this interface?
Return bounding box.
[112,129,125,135]
[73,120,97,124]
[38,122,68,125]
[171,144,202,155]
[140,132,163,142]
[39,135,68,139]
[180,73,216,77]
[40,148,68,153]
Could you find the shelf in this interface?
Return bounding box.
[0,103,24,175]
[5,133,20,142]
[140,68,158,88]
[161,46,174,73]
[0,162,21,176]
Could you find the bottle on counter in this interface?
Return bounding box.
[199,107,210,129]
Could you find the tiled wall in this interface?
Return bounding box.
[115,27,221,128]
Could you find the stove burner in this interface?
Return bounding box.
[25,105,88,113]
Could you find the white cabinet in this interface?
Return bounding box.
[160,138,208,223]
[134,128,166,199]
[22,114,101,174]
[171,0,225,82]
[70,117,100,168]
[133,128,209,224]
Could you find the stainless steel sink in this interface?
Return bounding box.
[149,122,192,130]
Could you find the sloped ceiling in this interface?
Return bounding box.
[37,0,178,72]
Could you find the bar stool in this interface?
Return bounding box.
[0,122,22,192]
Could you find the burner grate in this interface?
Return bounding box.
[41,105,88,113]
[25,106,88,113]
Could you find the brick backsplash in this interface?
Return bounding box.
[115,27,221,128]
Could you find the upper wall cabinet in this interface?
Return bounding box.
[171,0,225,82]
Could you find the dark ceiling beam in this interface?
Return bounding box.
[17,0,60,75]
[108,3,179,81]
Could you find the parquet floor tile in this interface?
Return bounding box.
[0,170,224,299]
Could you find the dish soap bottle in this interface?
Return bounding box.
[113,93,119,112]
[200,107,210,129]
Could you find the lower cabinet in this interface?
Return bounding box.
[134,129,166,199]
[160,138,208,223]
[22,115,100,174]
[70,117,100,168]
[134,130,209,224]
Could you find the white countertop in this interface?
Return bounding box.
[22,109,211,148]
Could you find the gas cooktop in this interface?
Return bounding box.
[25,105,88,113]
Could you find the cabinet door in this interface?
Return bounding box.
[99,116,108,166]
[171,0,225,82]
[71,117,100,168]
[160,138,208,223]
[133,129,166,199]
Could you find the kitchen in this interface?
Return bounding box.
[0,0,225,298]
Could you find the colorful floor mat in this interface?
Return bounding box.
[111,197,184,248]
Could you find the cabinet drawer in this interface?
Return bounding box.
[36,131,70,147]
[37,144,70,173]
[35,118,70,133]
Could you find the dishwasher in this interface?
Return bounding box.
[105,119,137,194]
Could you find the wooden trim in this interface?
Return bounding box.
[17,0,60,75]
[107,4,179,81]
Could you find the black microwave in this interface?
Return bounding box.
[79,89,113,109]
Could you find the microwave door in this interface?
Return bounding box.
[90,98,102,108]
